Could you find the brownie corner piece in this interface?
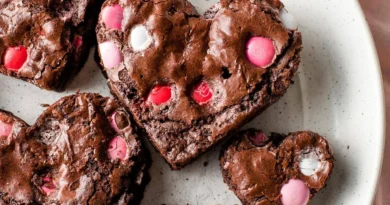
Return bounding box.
[0,0,103,91]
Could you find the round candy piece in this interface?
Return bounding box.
[102,4,124,30]
[191,81,213,105]
[246,37,276,68]
[3,46,28,71]
[0,120,13,138]
[99,41,122,69]
[248,132,269,146]
[41,176,56,195]
[108,136,127,160]
[130,25,153,51]
[281,179,310,205]
[147,85,172,105]
[73,36,83,50]
[280,9,298,30]
[109,111,130,132]
[299,157,320,176]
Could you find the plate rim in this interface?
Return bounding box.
[354,0,386,203]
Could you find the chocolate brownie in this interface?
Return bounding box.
[96,0,302,169]
[220,129,334,205]
[0,0,103,91]
[0,93,150,204]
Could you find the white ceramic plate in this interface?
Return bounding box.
[0,0,384,204]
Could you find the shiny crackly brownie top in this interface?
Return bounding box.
[220,130,334,205]
[97,0,299,121]
[0,0,100,90]
[0,93,149,205]
[96,0,302,169]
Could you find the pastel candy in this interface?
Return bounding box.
[109,111,130,132]
[102,4,124,30]
[110,112,121,133]
[280,9,298,30]
[130,25,153,51]
[41,176,56,195]
[99,41,122,69]
[147,85,172,105]
[248,132,269,146]
[246,37,276,68]
[299,157,320,176]
[3,46,28,71]
[0,120,13,138]
[281,179,310,205]
[192,81,213,105]
[108,136,127,160]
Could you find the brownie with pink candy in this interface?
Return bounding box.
[0,0,103,91]
[96,0,302,170]
[0,93,150,204]
[220,129,334,205]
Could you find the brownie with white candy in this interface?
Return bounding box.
[0,0,103,91]
[220,129,334,205]
[96,0,302,170]
[0,93,150,204]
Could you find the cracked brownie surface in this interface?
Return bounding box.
[96,0,302,169]
[0,0,103,91]
[220,129,334,205]
[0,93,150,205]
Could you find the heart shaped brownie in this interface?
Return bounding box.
[0,93,150,204]
[0,0,103,91]
[220,129,334,205]
[96,0,302,169]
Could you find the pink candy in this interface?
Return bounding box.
[147,85,172,105]
[281,179,310,205]
[191,81,213,105]
[0,120,13,138]
[108,136,127,160]
[3,46,28,71]
[246,37,276,68]
[41,176,56,195]
[109,112,121,133]
[248,132,268,146]
[102,4,124,30]
[99,41,122,69]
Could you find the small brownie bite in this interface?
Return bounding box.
[0,93,150,204]
[96,0,302,170]
[220,129,334,205]
[0,0,103,91]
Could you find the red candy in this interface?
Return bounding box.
[191,81,213,105]
[147,85,172,105]
[108,136,127,160]
[0,120,13,138]
[246,37,276,68]
[3,46,28,71]
[102,4,124,30]
[73,36,83,50]
[248,132,269,146]
[41,176,56,195]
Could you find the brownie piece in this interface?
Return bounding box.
[0,0,103,91]
[96,0,302,169]
[220,129,334,205]
[0,93,150,204]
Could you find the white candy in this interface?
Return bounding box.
[280,9,298,30]
[299,157,320,176]
[130,25,152,51]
